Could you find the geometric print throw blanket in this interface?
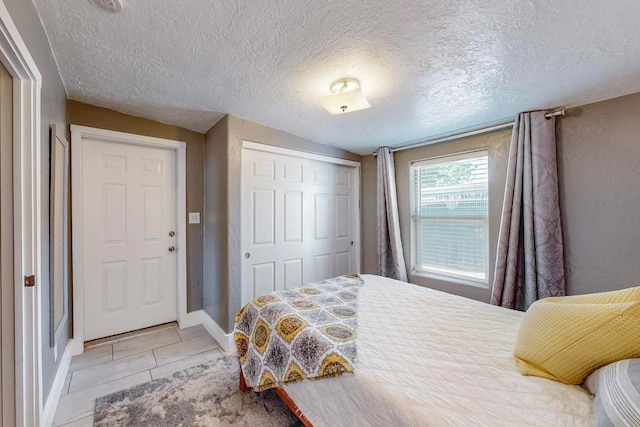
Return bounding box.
[234,274,363,392]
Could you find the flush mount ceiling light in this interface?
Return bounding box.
[318,78,371,115]
[93,0,123,12]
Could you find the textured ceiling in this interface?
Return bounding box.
[34,0,640,155]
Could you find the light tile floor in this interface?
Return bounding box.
[53,324,224,426]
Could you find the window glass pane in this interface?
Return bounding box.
[411,151,489,285]
[420,219,487,280]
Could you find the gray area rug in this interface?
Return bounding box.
[94,356,301,426]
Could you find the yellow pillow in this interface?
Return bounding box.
[513,287,640,384]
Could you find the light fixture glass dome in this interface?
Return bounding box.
[319,78,371,115]
[330,78,361,94]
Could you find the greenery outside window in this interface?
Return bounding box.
[410,150,489,286]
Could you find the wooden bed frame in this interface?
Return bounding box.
[239,369,313,427]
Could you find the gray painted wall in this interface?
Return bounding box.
[361,92,640,300]
[4,0,69,401]
[558,92,640,295]
[361,155,378,275]
[203,114,361,333]
[203,116,229,330]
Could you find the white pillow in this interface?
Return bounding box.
[585,358,640,427]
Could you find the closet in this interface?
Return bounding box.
[240,142,361,305]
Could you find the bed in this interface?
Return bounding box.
[238,274,593,426]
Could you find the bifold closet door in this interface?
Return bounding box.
[241,147,359,305]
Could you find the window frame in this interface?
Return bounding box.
[410,149,490,287]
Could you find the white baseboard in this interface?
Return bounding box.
[177,309,234,353]
[195,310,235,354]
[178,309,206,330]
[42,339,74,427]
[69,337,84,357]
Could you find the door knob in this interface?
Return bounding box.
[168,231,175,237]
[168,246,176,252]
[244,252,251,259]
[350,241,354,246]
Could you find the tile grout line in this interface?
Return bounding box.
[67,352,157,395]
[64,367,155,399]
[84,322,179,349]
[71,333,217,376]
[66,327,216,394]
[69,345,136,374]
[73,331,212,374]
[67,371,73,396]
[62,407,96,427]
[66,346,219,399]
[152,347,159,368]
[111,329,190,361]
[112,327,211,361]
[59,414,94,427]
[153,346,224,369]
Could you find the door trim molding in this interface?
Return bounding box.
[41,339,72,427]
[242,140,361,168]
[70,125,188,355]
[0,3,44,426]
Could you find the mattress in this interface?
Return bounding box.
[282,274,593,426]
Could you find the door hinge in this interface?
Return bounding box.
[24,275,36,287]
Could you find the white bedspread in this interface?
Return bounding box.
[283,274,593,426]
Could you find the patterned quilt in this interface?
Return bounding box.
[234,275,363,392]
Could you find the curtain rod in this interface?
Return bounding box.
[373,108,566,156]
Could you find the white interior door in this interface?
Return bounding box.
[82,139,177,341]
[241,146,360,305]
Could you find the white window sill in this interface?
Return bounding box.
[411,269,489,289]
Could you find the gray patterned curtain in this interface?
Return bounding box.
[491,112,566,310]
[376,147,408,281]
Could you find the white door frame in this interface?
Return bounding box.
[243,140,361,168]
[240,140,362,299]
[0,3,43,426]
[70,125,188,355]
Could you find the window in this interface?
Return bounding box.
[410,150,489,286]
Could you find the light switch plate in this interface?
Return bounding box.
[188,212,200,224]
